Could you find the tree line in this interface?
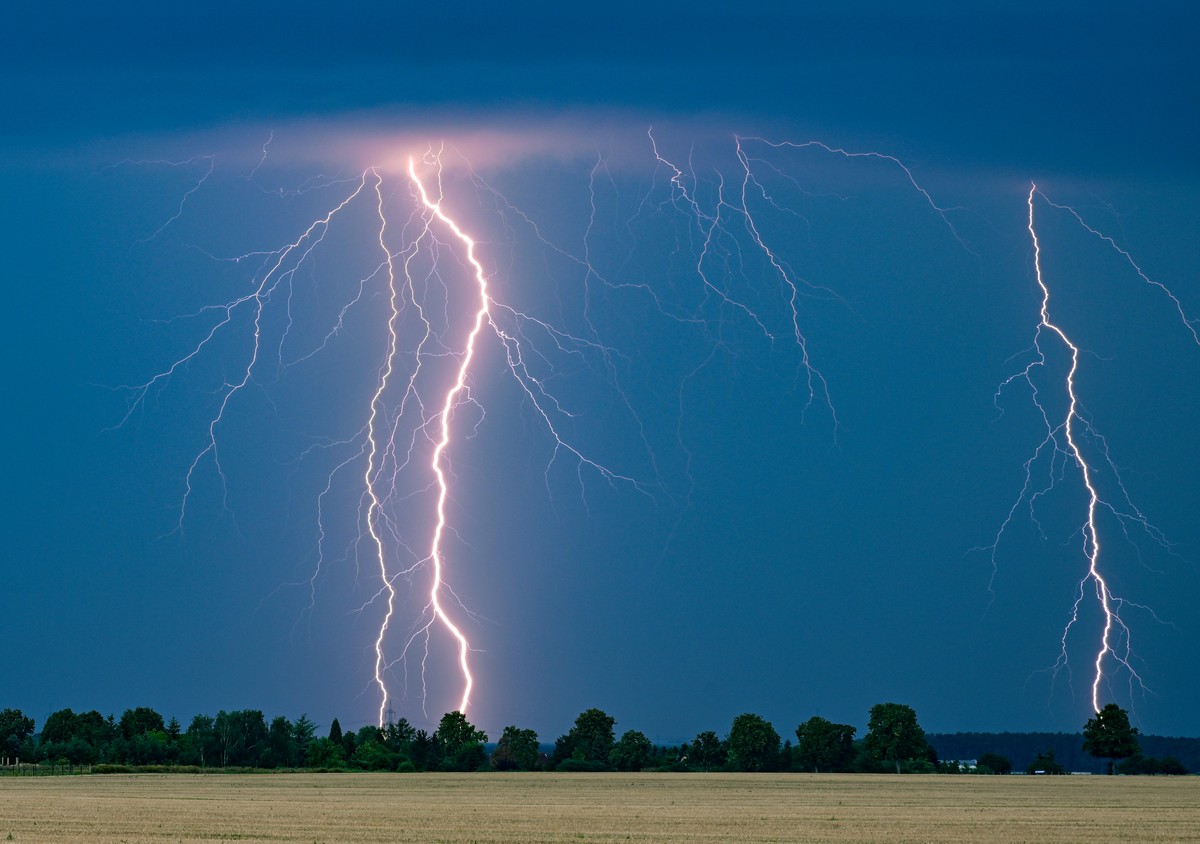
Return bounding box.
[0,701,1187,775]
[929,731,1200,776]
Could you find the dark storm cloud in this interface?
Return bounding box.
[5,1,1197,175]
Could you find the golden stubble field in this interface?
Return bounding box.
[1,772,1198,843]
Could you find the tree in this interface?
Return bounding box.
[410,730,435,771]
[40,709,114,756]
[610,730,653,772]
[328,718,344,747]
[433,710,488,771]
[347,726,397,771]
[726,713,781,772]
[1083,703,1140,775]
[779,739,796,772]
[492,725,540,771]
[1158,757,1188,776]
[292,715,316,767]
[305,737,345,768]
[690,730,725,772]
[379,718,416,768]
[976,752,1013,775]
[795,716,856,773]
[554,708,616,768]
[40,709,78,744]
[262,715,295,768]
[381,718,415,751]
[864,703,927,774]
[1118,755,1187,776]
[214,710,268,767]
[129,730,169,765]
[0,708,35,758]
[77,711,117,748]
[1026,748,1066,775]
[119,707,165,740]
[180,714,217,767]
[351,737,396,770]
[54,737,98,765]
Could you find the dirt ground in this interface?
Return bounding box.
[2,771,1197,842]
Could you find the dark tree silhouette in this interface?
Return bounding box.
[1083,703,1140,775]
[864,703,927,774]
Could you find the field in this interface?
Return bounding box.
[2,772,1198,842]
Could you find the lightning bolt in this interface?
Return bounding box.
[404,154,488,716]
[363,148,654,721]
[365,167,402,726]
[987,183,1197,715]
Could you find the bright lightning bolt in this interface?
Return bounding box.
[120,140,666,724]
[987,183,1198,715]
[405,153,488,716]
[1026,183,1125,713]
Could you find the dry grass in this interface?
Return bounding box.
[1,772,1198,842]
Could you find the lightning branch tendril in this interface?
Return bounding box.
[365,167,401,726]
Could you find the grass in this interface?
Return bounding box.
[0,772,1197,842]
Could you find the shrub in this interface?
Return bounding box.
[555,758,610,772]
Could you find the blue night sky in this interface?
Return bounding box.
[3,1,1198,743]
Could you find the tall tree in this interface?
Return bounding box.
[76,711,117,748]
[128,729,170,765]
[214,710,268,767]
[795,716,857,773]
[555,708,616,767]
[492,725,540,771]
[341,728,357,760]
[864,703,927,774]
[0,709,35,758]
[263,715,295,768]
[410,730,435,771]
[40,709,78,744]
[690,730,725,772]
[433,710,488,771]
[610,730,652,772]
[381,718,415,757]
[119,707,165,740]
[292,714,316,767]
[726,713,781,772]
[180,714,217,767]
[1083,703,1140,775]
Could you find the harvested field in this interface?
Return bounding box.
[1,772,1197,842]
